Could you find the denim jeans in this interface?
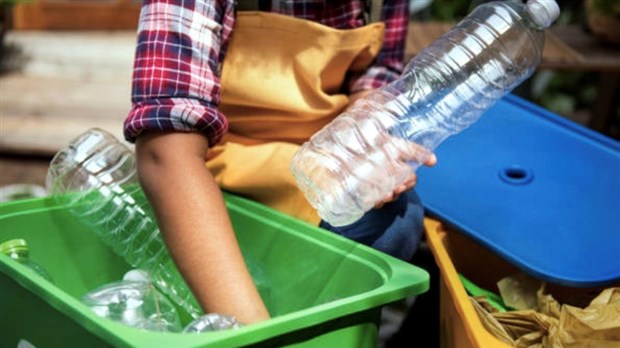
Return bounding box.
[319,189,425,261]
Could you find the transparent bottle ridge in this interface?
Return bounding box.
[45,128,203,319]
[290,0,560,227]
[82,278,242,333]
[0,238,54,283]
[81,278,183,333]
[183,313,243,333]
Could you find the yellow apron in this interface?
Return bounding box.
[207,11,385,224]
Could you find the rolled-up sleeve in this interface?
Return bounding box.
[349,0,409,92]
[124,0,235,147]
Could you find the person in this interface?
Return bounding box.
[123,0,436,325]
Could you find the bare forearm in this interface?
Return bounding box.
[135,131,270,324]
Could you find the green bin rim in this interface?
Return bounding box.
[1,192,429,347]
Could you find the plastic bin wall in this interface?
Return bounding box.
[424,218,609,348]
[425,218,513,348]
[0,193,429,348]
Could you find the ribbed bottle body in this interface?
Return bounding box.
[46,128,202,319]
[291,1,551,227]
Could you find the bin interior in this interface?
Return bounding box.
[442,222,607,308]
[1,193,429,348]
[428,219,611,348]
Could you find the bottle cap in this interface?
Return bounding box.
[0,239,28,255]
[526,0,560,29]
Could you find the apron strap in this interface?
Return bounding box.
[235,0,260,11]
[236,0,384,24]
[365,0,384,24]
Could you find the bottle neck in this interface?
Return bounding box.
[1,239,30,260]
[3,248,29,261]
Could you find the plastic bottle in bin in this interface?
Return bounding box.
[81,278,183,333]
[45,128,203,319]
[290,0,560,227]
[0,239,54,283]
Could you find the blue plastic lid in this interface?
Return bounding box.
[416,95,620,287]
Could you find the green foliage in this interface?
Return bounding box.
[0,0,26,5]
[531,71,598,119]
[424,0,611,133]
[428,0,472,21]
[590,0,620,14]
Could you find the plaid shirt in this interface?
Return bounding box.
[124,0,409,146]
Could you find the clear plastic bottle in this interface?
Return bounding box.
[45,128,203,319]
[291,0,560,226]
[183,313,243,333]
[81,278,183,332]
[0,239,54,283]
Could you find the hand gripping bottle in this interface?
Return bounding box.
[45,128,203,319]
[291,0,560,226]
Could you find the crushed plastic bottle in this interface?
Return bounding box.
[183,313,243,333]
[291,0,560,226]
[0,239,54,283]
[81,278,183,332]
[82,270,241,333]
[45,128,203,319]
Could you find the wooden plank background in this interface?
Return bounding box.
[1,31,136,155]
[12,0,141,30]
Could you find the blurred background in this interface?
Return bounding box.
[0,0,619,200]
[416,0,619,138]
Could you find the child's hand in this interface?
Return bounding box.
[373,152,437,209]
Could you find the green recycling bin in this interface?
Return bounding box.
[0,192,429,347]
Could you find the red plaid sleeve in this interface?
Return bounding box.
[124,0,235,147]
[124,0,410,145]
[349,0,409,92]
